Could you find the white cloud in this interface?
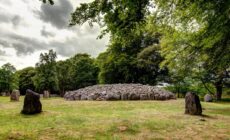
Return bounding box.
[0,0,109,69]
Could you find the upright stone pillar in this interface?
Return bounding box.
[10,90,20,101]
[43,90,50,98]
[21,89,42,115]
[185,92,202,115]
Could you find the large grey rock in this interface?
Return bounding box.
[10,90,20,101]
[64,84,176,101]
[21,89,42,115]
[204,94,213,102]
[185,92,202,115]
[43,90,50,98]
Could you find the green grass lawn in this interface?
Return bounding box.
[0,97,229,140]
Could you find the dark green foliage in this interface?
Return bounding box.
[71,0,167,85]
[70,0,149,39]
[56,54,99,94]
[33,50,59,94]
[137,45,168,84]
[96,41,167,84]
[17,67,36,95]
[69,54,99,89]
[0,63,17,93]
[39,0,229,99]
[56,60,72,96]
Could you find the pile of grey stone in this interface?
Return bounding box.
[64,84,176,101]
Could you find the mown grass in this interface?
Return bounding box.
[0,97,229,140]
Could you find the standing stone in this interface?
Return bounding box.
[185,92,202,115]
[204,94,213,102]
[1,92,6,96]
[43,90,50,98]
[21,89,42,115]
[10,90,20,101]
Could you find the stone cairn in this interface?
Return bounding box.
[185,92,202,115]
[64,84,176,101]
[43,90,50,98]
[21,89,42,115]
[10,90,20,101]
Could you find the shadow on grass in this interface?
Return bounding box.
[201,114,217,119]
[19,111,45,118]
[217,98,230,102]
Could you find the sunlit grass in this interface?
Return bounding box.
[0,96,229,139]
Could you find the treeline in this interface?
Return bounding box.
[0,51,98,96]
[2,0,230,100]
[0,39,168,96]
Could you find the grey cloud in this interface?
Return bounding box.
[9,34,47,56]
[0,33,47,56]
[0,13,10,23]
[12,43,37,56]
[12,15,21,27]
[0,12,22,27]
[49,35,109,57]
[41,26,55,37]
[0,49,6,56]
[0,28,108,58]
[0,39,9,47]
[38,0,73,29]
[0,1,12,6]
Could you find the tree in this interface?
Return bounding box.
[17,67,36,95]
[56,60,72,96]
[137,45,168,84]
[69,54,99,89]
[0,63,17,93]
[71,0,167,85]
[70,0,149,38]
[96,33,167,84]
[44,0,229,99]
[33,50,59,94]
[152,0,230,100]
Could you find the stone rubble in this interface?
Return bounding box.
[64,84,176,101]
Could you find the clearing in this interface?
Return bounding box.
[0,97,229,140]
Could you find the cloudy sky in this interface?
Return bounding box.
[0,0,109,69]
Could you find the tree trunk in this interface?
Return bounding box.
[215,81,223,101]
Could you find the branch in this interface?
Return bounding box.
[41,0,54,5]
[200,78,214,95]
